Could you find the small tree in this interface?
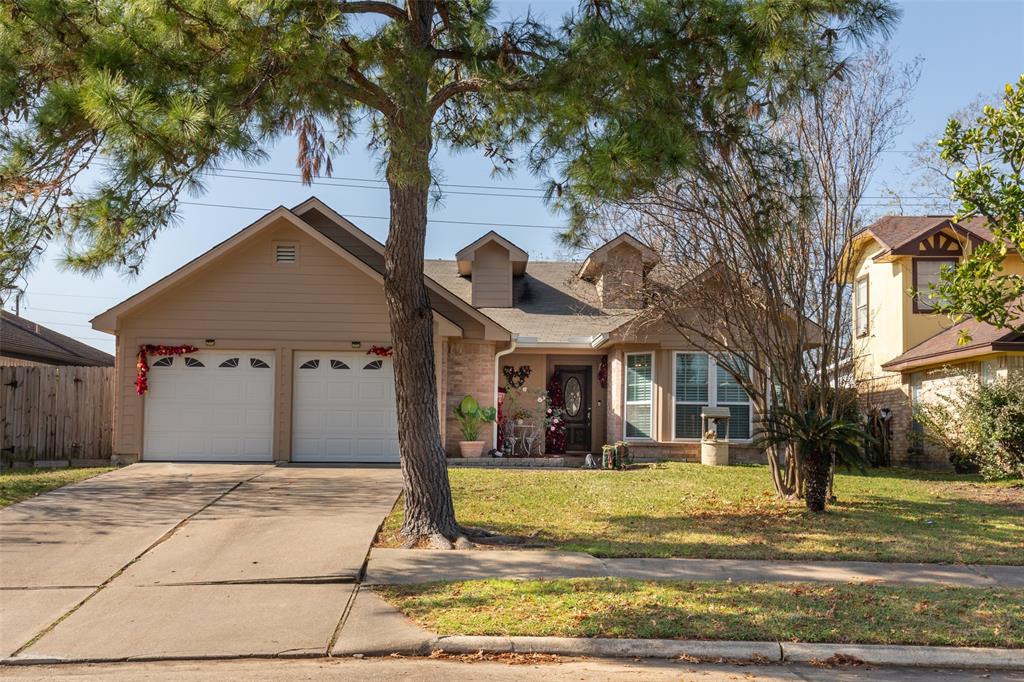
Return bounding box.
[578,50,917,498]
[930,77,1024,334]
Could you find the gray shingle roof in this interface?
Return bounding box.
[423,260,636,343]
[1,311,114,366]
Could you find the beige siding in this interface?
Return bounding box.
[114,219,399,460]
[470,241,512,307]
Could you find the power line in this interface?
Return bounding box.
[89,157,948,201]
[14,291,121,300]
[19,306,95,314]
[175,200,569,229]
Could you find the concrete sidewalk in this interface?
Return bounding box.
[364,548,1024,587]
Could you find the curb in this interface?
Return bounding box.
[781,642,1024,670]
[423,636,1024,670]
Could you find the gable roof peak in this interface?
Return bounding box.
[577,232,659,280]
[455,230,529,276]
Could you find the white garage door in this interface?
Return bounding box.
[143,350,275,462]
[291,351,400,462]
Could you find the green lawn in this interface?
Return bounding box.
[377,578,1024,647]
[378,463,1024,564]
[0,467,113,508]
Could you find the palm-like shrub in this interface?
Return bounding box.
[756,408,869,511]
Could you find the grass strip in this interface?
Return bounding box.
[377,578,1024,648]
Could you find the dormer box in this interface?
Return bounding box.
[456,231,529,308]
[577,233,659,309]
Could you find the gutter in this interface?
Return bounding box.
[493,335,518,449]
[512,333,610,350]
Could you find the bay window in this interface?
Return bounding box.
[624,353,654,439]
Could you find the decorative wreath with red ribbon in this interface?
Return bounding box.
[366,345,393,357]
[598,355,609,389]
[135,344,198,395]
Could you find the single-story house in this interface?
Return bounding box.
[91,198,760,464]
[1,310,115,367]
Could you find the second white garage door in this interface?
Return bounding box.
[291,351,400,462]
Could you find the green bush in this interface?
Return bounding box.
[915,374,1024,480]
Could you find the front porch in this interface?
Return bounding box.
[495,350,608,458]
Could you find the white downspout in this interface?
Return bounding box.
[493,334,518,450]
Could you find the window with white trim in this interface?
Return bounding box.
[624,353,654,439]
[673,353,708,439]
[715,355,751,440]
[672,352,753,440]
[854,275,869,337]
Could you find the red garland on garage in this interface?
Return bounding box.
[135,344,198,395]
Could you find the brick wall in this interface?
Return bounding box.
[628,442,765,464]
[857,373,951,469]
[445,340,497,455]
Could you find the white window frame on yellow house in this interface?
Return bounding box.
[623,351,655,441]
[854,274,869,337]
[671,351,754,443]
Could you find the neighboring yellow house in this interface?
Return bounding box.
[841,215,1024,468]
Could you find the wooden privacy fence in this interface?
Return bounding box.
[0,365,114,466]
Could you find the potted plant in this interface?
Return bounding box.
[453,395,497,458]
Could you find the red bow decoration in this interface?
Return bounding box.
[136,344,198,395]
[366,345,393,357]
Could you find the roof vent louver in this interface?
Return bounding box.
[275,243,297,263]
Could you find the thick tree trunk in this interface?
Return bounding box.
[801,451,830,512]
[383,145,461,544]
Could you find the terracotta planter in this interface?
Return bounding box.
[700,440,730,466]
[458,440,485,458]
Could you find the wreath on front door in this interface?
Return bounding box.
[135,344,198,395]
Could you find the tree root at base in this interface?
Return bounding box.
[398,523,524,550]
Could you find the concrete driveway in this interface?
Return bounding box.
[0,463,403,662]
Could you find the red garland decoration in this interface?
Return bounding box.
[135,344,198,395]
[366,345,393,357]
[545,372,567,454]
[598,355,609,389]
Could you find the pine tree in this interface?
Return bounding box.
[1,0,897,545]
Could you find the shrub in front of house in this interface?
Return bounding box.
[916,375,1024,480]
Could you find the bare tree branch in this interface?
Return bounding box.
[338,1,405,21]
[429,77,485,113]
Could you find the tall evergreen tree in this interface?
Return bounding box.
[1,0,896,545]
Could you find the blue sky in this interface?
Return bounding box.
[6,0,1023,354]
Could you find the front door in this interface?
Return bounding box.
[557,366,592,452]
